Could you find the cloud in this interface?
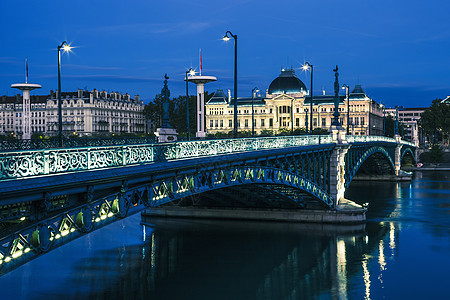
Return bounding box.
[87,21,211,38]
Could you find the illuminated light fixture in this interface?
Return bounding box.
[107,212,114,217]
[5,257,11,263]
[24,248,31,253]
[95,217,101,222]
[0,260,2,265]
[62,44,72,52]
[54,234,61,239]
[20,217,26,221]
[61,230,69,237]
[12,250,23,259]
[100,215,106,220]
[222,35,230,41]
[70,228,75,232]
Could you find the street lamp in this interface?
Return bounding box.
[304,108,309,133]
[185,68,195,141]
[251,87,259,137]
[342,84,350,135]
[302,62,313,134]
[223,31,238,138]
[57,41,72,147]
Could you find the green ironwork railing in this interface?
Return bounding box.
[0,135,411,181]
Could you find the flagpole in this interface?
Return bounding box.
[25,59,28,83]
[199,49,202,76]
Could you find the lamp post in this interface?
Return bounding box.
[57,41,72,147]
[223,31,238,138]
[185,68,195,141]
[342,84,350,135]
[331,66,341,126]
[304,108,309,133]
[251,87,259,137]
[302,62,313,134]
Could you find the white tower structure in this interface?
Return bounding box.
[11,83,41,140]
[188,75,216,138]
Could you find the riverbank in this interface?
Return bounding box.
[414,163,450,171]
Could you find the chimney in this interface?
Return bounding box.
[90,92,94,104]
[323,89,326,95]
[50,90,54,98]
[228,89,231,102]
[78,89,83,98]
[134,95,140,102]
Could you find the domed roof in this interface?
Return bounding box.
[268,68,307,95]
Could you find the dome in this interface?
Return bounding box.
[268,68,307,95]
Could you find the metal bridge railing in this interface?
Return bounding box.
[347,135,415,147]
[0,135,333,180]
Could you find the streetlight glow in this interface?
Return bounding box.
[222,36,230,41]
[62,44,72,52]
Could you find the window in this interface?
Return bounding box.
[313,118,317,127]
[361,117,365,126]
[244,119,248,127]
[269,118,273,127]
[215,120,218,127]
[220,120,223,127]
[229,120,232,127]
[321,118,326,127]
[210,120,213,127]
[296,118,299,127]
[261,119,265,127]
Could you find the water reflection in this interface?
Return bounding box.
[38,216,408,300]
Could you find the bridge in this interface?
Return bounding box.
[0,132,416,275]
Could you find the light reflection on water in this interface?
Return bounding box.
[0,171,449,299]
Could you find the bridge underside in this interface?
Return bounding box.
[169,184,330,210]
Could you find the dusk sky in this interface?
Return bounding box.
[1,0,449,108]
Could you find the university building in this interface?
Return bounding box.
[0,89,145,138]
[206,68,384,136]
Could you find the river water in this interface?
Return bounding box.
[1,171,449,299]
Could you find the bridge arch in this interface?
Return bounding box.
[345,146,395,188]
[401,147,416,166]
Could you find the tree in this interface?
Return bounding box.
[420,99,450,144]
[144,91,213,138]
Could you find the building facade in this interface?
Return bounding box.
[385,106,426,145]
[0,89,145,138]
[206,69,384,136]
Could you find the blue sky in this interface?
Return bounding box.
[1,0,449,108]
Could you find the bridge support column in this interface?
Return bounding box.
[329,144,350,208]
[394,134,402,176]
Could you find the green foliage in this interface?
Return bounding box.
[259,129,274,137]
[420,99,450,144]
[429,143,444,163]
[144,92,213,137]
[312,128,329,135]
[207,131,233,139]
[383,114,405,138]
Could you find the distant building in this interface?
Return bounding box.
[385,107,426,145]
[205,68,384,136]
[0,89,146,138]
